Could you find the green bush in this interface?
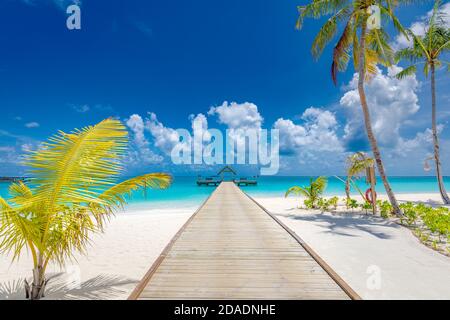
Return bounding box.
[303,199,314,209]
[399,202,418,225]
[346,198,358,211]
[397,203,450,243]
[328,197,339,210]
[360,202,373,214]
[378,200,393,218]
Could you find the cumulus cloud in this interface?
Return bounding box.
[190,113,211,142]
[145,113,181,155]
[340,66,420,151]
[274,107,343,155]
[208,101,265,161]
[125,114,163,164]
[208,101,263,130]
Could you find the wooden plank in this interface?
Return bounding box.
[129,182,359,300]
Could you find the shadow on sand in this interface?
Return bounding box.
[397,198,449,208]
[0,273,137,300]
[276,210,400,239]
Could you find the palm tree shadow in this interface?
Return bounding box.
[278,211,399,239]
[0,273,137,300]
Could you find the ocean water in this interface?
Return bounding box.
[1,176,449,209]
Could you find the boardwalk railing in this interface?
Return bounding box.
[129,182,360,300]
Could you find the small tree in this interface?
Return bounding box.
[0,119,172,300]
[285,176,328,209]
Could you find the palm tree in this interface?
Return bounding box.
[394,0,450,204]
[285,176,328,209]
[296,0,407,216]
[341,152,374,199]
[0,119,172,300]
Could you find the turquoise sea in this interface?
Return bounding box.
[1,176,449,209]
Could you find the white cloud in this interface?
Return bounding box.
[208,101,263,130]
[340,66,419,149]
[208,101,264,159]
[273,107,343,155]
[125,114,163,164]
[393,2,450,50]
[189,113,212,156]
[190,113,211,142]
[400,125,443,153]
[145,113,181,155]
[25,122,40,128]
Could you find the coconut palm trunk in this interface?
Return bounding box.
[345,179,351,200]
[431,63,450,204]
[357,20,401,216]
[25,253,47,300]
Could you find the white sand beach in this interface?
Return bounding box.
[257,194,450,300]
[0,193,449,300]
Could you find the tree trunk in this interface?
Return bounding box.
[357,19,402,216]
[26,254,48,300]
[30,266,47,300]
[431,63,450,204]
[345,179,351,201]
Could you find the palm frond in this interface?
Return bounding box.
[296,0,348,30]
[0,197,38,262]
[347,153,374,178]
[8,182,33,206]
[394,47,424,64]
[394,65,418,79]
[367,29,394,66]
[364,49,379,81]
[95,173,172,208]
[312,176,328,193]
[331,18,354,85]
[285,186,304,197]
[311,7,352,59]
[379,5,409,40]
[25,119,128,209]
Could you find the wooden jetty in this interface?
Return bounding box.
[0,177,29,183]
[197,166,258,186]
[129,182,360,300]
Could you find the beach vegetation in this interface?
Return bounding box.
[328,196,339,211]
[360,201,373,214]
[394,0,450,204]
[346,198,359,211]
[297,0,407,215]
[343,153,374,200]
[317,197,338,212]
[285,176,328,209]
[397,202,450,254]
[0,119,172,300]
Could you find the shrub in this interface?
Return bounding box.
[379,200,393,218]
[346,198,358,211]
[328,197,339,210]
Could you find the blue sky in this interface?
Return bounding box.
[0,0,449,176]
